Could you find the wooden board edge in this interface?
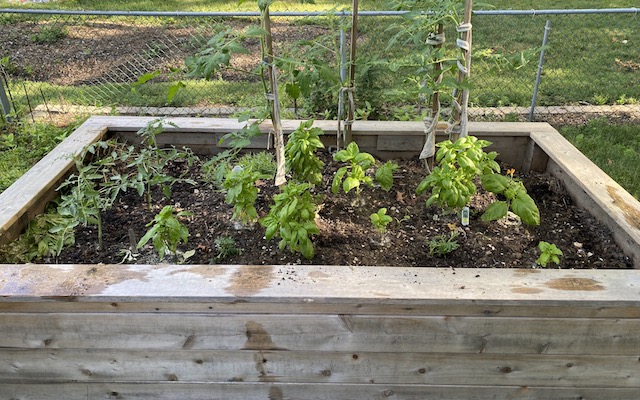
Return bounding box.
[0,118,109,244]
[531,130,640,268]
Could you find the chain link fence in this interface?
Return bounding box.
[1,7,638,123]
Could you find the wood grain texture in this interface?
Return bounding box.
[2,300,640,318]
[1,264,639,305]
[1,348,638,387]
[533,129,640,268]
[1,313,638,355]
[3,383,639,400]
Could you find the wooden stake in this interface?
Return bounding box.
[449,0,473,141]
[344,0,359,146]
[262,6,286,186]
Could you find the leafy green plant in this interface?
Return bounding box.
[332,142,376,196]
[127,120,197,209]
[0,208,75,263]
[536,241,563,267]
[416,136,499,209]
[375,160,399,191]
[285,119,325,185]
[30,24,67,44]
[213,236,243,262]
[480,172,541,226]
[223,166,270,225]
[428,231,460,256]
[260,182,319,260]
[370,208,393,233]
[137,205,193,260]
[57,153,112,249]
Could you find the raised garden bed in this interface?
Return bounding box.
[1,117,639,399]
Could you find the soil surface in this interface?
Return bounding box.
[49,149,632,269]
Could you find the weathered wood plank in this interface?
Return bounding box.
[2,383,639,400]
[1,264,639,307]
[533,130,640,268]
[1,313,638,355]
[2,300,640,318]
[1,349,638,387]
[0,119,108,244]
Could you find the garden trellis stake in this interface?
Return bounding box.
[342,0,359,148]
[447,0,473,141]
[260,1,286,186]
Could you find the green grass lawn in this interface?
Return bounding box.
[559,119,640,199]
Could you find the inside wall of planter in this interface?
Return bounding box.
[1,116,640,399]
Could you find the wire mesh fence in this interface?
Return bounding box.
[0,7,638,123]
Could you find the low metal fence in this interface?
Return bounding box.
[1,7,638,123]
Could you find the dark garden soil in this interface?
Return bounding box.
[51,150,632,269]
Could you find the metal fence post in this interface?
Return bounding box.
[529,19,551,121]
[0,75,11,117]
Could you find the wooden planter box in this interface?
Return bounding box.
[1,117,639,399]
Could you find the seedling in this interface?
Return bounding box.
[137,205,193,260]
[260,182,319,260]
[536,241,563,267]
[370,208,393,234]
[332,142,376,196]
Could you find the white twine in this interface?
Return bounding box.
[426,32,445,46]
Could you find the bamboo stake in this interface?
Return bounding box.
[344,0,359,146]
[261,5,286,186]
[449,0,473,141]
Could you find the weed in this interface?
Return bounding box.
[30,24,67,44]
[213,236,242,262]
[428,231,460,256]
